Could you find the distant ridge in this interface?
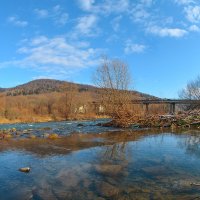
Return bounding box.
[3,79,96,96]
[0,79,158,99]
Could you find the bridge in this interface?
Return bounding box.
[91,99,200,114]
[131,99,200,114]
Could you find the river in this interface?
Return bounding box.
[0,120,200,199]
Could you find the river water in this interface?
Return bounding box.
[0,120,200,200]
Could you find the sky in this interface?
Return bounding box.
[0,0,200,98]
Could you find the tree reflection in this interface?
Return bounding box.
[103,142,127,161]
[180,131,200,158]
[0,130,151,157]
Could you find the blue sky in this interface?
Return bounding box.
[0,0,200,98]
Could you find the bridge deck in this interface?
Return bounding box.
[92,99,200,105]
[131,99,200,104]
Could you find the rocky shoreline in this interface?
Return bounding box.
[0,110,200,140]
[100,109,200,129]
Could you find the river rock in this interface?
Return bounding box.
[77,123,84,127]
[4,133,12,139]
[171,180,195,193]
[94,197,105,200]
[32,188,55,200]
[43,133,50,138]
[19,167,31,173]
[11,128,17,132]
[141,166,169,176]
[83,179,91,188]
[94,164,123,176]
[48,133,59,139]
[7,186,33,200]
[40,127,51,130]
[22,130,30,134]
[52,185,72,199]
[95,181,120,198]
[56,170,80,188]
[29,135,36,139]
[95,123,103,126]
[15,131,22,136]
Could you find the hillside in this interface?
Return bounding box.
[3,79,96,96]
[0,79,161,123]
[1,79,157,100]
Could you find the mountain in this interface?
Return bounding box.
[0,79,160,123]
[1,79,157,99]
[3,79,96,96]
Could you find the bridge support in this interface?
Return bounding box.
[144,103,149,115]
[169,103,175,114]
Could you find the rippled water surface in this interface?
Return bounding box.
[0,121,200,200]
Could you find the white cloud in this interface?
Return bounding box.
[78,0,129,14]
[131,0,200,38]
[105,0,129,13]
[30,36,48,46]
[33,75,58,80]
[184,5,200,23]
[147,26,188,37]
[1,36,102,77]
[75,15,98,36]
[111,15,122,31]
[34,9,49,18]
[174,0,200,25]
[34,5,68,26]
[53,5,61,13]
[8,16,28,27]
[77,0,195,41]
[52,5,69,25]
[130,0,153,23]
[78,0,95,11]
[189,24,200,31]
[125,40,147,53]
[55,13,68,25]
[174,0,195,5]
[140,0,153,7]
[131,7,150,23]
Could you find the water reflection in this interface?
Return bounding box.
[178,131,200,159]
[0,130,151,156]
[1,128,200,199]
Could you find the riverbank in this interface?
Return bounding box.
[140,109,200,128]
[0,115,109,125]
[100,109,200,129]
[0,110,199,140]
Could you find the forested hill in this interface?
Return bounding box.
[0,79,157,99]
[3,79,96,96]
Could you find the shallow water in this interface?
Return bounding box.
[0,119,119,136]
[0,121,200,200]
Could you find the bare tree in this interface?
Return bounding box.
[179,75,200,110]
[93,57,133,126]
[64,83,78,119]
